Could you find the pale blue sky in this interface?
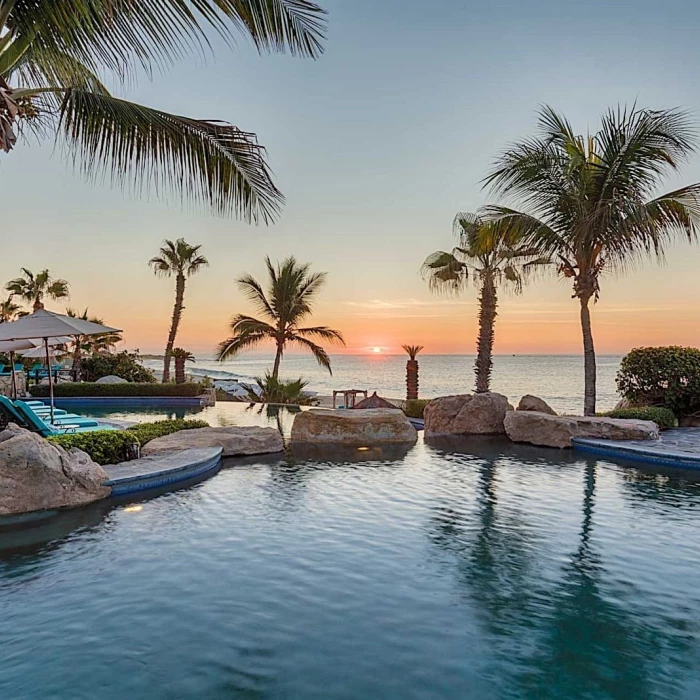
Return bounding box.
[3,0,700,353]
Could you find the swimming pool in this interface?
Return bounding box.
[1,407,700,699]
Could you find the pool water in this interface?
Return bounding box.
[1,409,700,699]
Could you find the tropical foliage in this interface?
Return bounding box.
[149,238,208,382]
[30,382,203,397]
[244,372,317,405]
[170,347,195,384]
[0,295,24,322]
[422,213,543,392]
[483,105,700,414]
[66,307,122,367]
[616,346,700,419]
[78,350,156,383]
[5,268,69,310]
[216,256,345,378]
[0,1,328,221]
[402,398,431,419]
[602,407,676,431]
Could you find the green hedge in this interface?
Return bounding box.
[602,407,677,431]
[48,419,210,465]
[402,399,432,419]
[30,382,204,398]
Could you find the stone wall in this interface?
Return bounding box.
[0,372,27,398]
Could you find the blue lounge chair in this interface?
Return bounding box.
[0,398,115,437]
[0,365,9,376]
[15,401,100,429]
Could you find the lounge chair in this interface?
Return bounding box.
[14,401,100,429]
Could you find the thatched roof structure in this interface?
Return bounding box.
[352,391,397,409]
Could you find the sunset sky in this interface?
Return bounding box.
[3,0,700,355]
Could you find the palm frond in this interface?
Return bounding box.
[236,272,277,320]
[216,329,271,361]
[59,90,283,222]
[294,325,345,345]
[290,335,332,374]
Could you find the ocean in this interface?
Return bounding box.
[143,354,623,414]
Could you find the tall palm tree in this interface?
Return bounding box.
[484,105,700,415]
[0,295,23,322]
[216,256,345,378]
[149,238,208,383]
[422,213,544,393]
[402,344,424,400]
[0,1,327,222]
[5,268,69,310]
[66,307,122,370]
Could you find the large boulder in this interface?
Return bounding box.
[517,394,556,415]
[142,426,284,457]
[0,424,110,515]
[504,411,659,449]
[424,393,513,436]
[95,375,128,384]
[290,409,417,445]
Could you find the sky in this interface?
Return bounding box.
[3,0,700,355]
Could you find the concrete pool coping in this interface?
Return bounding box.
[104,447,223,496]
[573,428,700,470]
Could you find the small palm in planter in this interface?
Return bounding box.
[402,345,424,400]
[171,348,195,385]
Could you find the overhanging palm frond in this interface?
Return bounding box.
[59,90,283,222]
[290,335,332,374]
[216,329,271,361]
[421,250,468,294]
[295,326,345,345]
[236,273,277,320]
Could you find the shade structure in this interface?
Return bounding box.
[352,391,397,409]
[20,346,67,359]
[0,311,122,422]
[0,337,71,400]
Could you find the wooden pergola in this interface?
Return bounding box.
[332,389,368,409]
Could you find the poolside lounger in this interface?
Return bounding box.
[15,401,100,429]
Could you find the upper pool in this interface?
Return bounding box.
[2,404,700,699]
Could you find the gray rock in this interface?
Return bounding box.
[424,393,513,436]
[0,426,110,515]
[517,394,557,415]
[95,375,128,385]
[141,426,284,457]
[504,411,659,449]
[290,408,417,445]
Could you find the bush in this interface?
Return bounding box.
[29,382,204,398]
[47,419,210,465]
[603,407,677,430]
[616,346,700,418]
[80,351,156,383]
[246,373,318,405]
[402,399,431,419]
[48,431,137,465]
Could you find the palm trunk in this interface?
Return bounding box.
[174,357,186,384]
[579,294,597,416]
[406,359,419,400]
[474,274,497,393]
[272,342,284,380]
[33,297,43,311]
[162,273,185,383]
[72,339,82,381]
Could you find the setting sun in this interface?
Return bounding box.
[372,347,382,353]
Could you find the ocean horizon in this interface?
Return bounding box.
[143,353,624,414]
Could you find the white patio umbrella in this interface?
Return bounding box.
[20,346,67,359]
[0,310,122,422]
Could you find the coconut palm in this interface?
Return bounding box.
[0,1,328,222]
[402,344,424,400]
[149,238,208,382]
[216,256,345,378]
[422,213,544,393]
[171,347,195,384]
[483,105,700,415]
[66,307,122,371]
[5,268,69,310]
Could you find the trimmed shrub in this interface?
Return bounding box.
[80,351,156,383]
[603,407,677,431]
[403,399,431,419]
[48,431,137,465]
[616,346,700,418]
[29,382,204,398]
[47,419,210,465]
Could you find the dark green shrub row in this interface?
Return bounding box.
[29,382,204,398]
[603,407,677,431]
[80,351,156,383]
[616,347,700,419]
[48,419,209,465]
[402,399,432,419]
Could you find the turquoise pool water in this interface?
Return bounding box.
[2,407,700,699]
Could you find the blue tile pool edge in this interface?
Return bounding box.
[105,449,223,496]
[572,439,700,471]
[33,396,206,407]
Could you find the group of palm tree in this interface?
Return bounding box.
[424,105,700,415]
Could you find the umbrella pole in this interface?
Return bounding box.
[9,351,17,400]
[45,338,55,424]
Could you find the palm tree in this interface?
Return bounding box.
[171,347,195,384]
[5,268,69,310]
[149,238,208,382]
[484,105,700,415]
[422,213,544,393]
[402,345,424,400]
[216,256,345,378]
[0,1,327,222]
[66,308,122,371]
[0,295,23,322]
